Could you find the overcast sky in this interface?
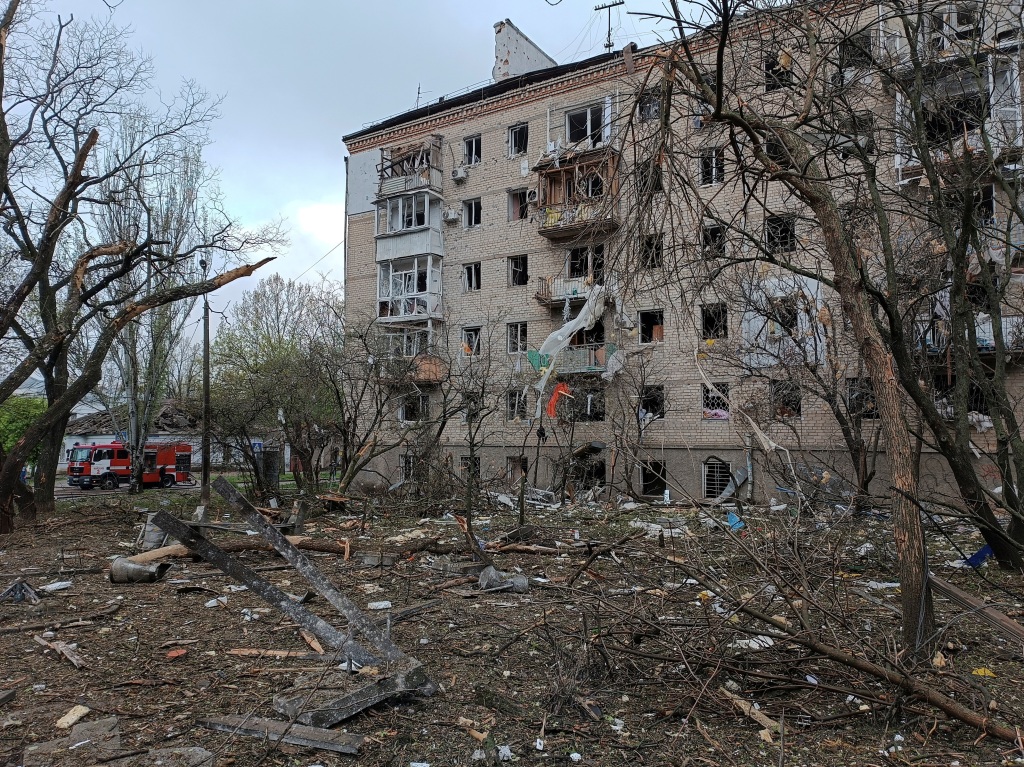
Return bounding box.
[44,0,668,316]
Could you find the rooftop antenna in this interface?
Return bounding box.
[595,0,625,51]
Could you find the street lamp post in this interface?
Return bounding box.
[200,259,211,506]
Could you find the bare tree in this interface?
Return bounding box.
[0,2,277,530]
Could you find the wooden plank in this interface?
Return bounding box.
[929,573,1024,647]
[719,687,781,734]
[199,714,363,754]
[151,511,378,666]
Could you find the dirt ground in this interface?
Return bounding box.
[2,487,1024,767]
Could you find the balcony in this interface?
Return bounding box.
[538,201,619,240]
[917,314,1024,354]
[535,275,598,306]
[377,290,442,322]
[378,166,443,198]
[377,137,443,198]
[558,343,614,375]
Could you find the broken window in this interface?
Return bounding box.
[641,461,667,496]
[563,385,605,422]
[764,134,788,165]
[768,294,800,337]
[932,372,990,418]
[567,104,605,147]
[638,309,665,344]
[765,214,797,253]
[771,380,802,418]
[399,393,430,423]
[765,50,794,92]
[462,327,481,357]
[384,328,428,358]
[508,189,530,221]
[638,89,662,121]
[701,303,728,339]
[507,321,528,354]
[377,256,438,319]
[570,318,605,347]
[463,262,481,292]
[702,223,726,258]
[640,385,666,419]
[702,383,730,419]
[508,255,529,286]
[568,244,605,282]
[847,377,880,419]
[922,92,988,146]
[464,198,482,227]
[400,454,418,483]
[638,158,663,193]
[838,30,873,70]
[640,233,664,269]
[703,459,732,498]
[380,192,430,234]
[507,455,528,482]
[926,2,980,50]
[460,455,481,478]
[464,135,482,165]
[506,390,527,420]
[699,146,725,185]
[509,123,529,156]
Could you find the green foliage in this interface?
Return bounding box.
[0,397,47,460]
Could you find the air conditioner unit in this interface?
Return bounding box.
[525,189,539,204]
[451,165,469,183]
[442,208,461,223]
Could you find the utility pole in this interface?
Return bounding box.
[200,259,211,506]
[595,0,625,51]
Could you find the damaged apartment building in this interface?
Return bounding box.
[342,9,1024,503]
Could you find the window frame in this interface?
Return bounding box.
[566,104,605,148]
[702,222,727,258]
[508,254,529,287]
[463,262,481,292]
[640,233,664,269]
[765,214,797,253]
[463,134,482,165]
[703,458,732,498]
[702,383,730,420]
[641,460,667,496]
[701,303,728,340]
[638,309,665,345]
[764,51,794,92]
[462,326,482,358]
[507,321,528,354]
[508,189,529,222]
[771,379,802,419]
[399,392,430,423]
[508,123,529,156]
[699,146,726,186]
[506,389,528,421]
[639,384,666,419]
[464,198,482,228]
[638,90,661,121]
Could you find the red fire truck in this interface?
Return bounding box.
[66,441,193,490]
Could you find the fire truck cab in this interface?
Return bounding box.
[66,441,193,490]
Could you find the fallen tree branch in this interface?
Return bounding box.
[657,553,1022,743]
[126,535,350,564]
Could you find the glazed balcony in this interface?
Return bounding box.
[538,201,619,240]
[917,314,1024,354]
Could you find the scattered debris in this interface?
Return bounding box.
[109,556,171,583]
[1,578,40,604]
[33,634,87,669]
[55,704,90,729]
[478,565,529,593]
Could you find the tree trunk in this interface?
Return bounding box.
[33,411,69,517]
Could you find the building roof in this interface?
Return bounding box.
[342,47,631,144]
[66,401,198,436]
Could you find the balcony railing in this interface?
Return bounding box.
[917,314,1024,353]
[375,226,444,261]
[535,275,600,305]
[558,343,611,374]
[378,166,443,198]
[538,202,618,239]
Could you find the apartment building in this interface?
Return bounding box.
[342,10,1024,504]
